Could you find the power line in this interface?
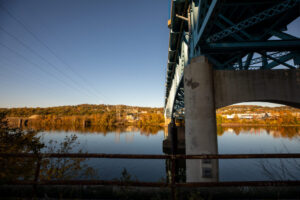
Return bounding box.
[0,55,65,94]
[0,61,57,96]
[0,25,101,100]
[0,41,91,98]
[0,3,112,103]
[0,56,51,86]
[0,41,96,99]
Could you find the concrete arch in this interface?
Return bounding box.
[214,69,300,110]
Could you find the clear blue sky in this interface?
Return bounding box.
[0,1,299,108]
[0,0,169,108]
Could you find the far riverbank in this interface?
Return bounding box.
[220,123,300,127]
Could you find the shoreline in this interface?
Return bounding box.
[220,123,300,127]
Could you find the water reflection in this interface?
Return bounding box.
[164,125,300,183]
[218,126,300,139]
[163,124,219,183]
[2,116,300,183]
[0,115,97,182]
[32,125,166,181]
[163,125,186,183]
[22,124,163,136]
[23,124,164,147]
[40,134,98,180]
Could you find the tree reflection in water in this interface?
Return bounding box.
[1,113,164,182]
[218,126,300,139]
[0,113,97,182]
[21,123,163,135]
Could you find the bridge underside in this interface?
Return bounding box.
[164,0,300,119]
[164,0,300,183]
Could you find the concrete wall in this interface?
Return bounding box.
[184,56,219,182]
[214,69,300,109]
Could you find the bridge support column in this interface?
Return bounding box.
[164,117,172,127]
[184,56,218,182]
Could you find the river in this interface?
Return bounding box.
[33,126,300,182]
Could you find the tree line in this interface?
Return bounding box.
[216,112,300,126]
[1,104,165,127]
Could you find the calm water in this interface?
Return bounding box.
[35,126,300,182]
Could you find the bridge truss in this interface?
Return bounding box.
[164,0,300,119]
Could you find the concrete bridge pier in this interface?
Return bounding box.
[184,56,218,182]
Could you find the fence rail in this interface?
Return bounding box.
[1,153,300,199]
[5,180,300,187]
[2,153,300,159]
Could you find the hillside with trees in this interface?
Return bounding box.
[1,104,300,128]
[0,104,165,127]
[216,105,300,126]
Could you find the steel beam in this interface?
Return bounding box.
[201,40,300,54]
[263,53,295,69]
[263,53,296,69]
[270,30,299,40]
[194,0,218,45]
[218,14,252,39]
[215,20,244,41]
[233,52,291,69]
[244,52,254,70]
[207,0,299,42]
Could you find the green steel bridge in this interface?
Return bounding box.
[164,0,300,119]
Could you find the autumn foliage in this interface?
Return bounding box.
[1,104,165,127]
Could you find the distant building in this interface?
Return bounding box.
[292,112,300,117]
[131,109,138,113]
[257,113,271,119]
[28,115,41,119]
[223,113,253,119]
[126,113,138,122]
[224,114,234,119]
[238,114,253,119]
[224,113,274,119]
